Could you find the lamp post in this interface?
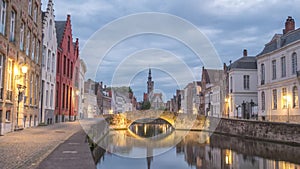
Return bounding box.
[15,64,28,130]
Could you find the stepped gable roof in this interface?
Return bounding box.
[55,21,66,45]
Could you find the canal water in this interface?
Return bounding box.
[93,123,300,169]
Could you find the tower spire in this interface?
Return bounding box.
[147,68,154,95]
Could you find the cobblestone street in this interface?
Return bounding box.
[0,122,82,169]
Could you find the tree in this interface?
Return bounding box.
[141,101,151,110]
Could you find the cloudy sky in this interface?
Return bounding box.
[42,0,300,101]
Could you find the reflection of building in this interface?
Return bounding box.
[257,16,300,122]
[83,79,99,118]
[228,49,258,119]
[0,0,42,135]
[55,15,80,122]
[40,0,57,125]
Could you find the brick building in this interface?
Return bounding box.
[0,0,43,135]
[55,15,79,122]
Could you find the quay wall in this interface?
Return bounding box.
[201,117,300,145]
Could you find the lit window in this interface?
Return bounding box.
[282,88,287,109]
[293,86,298,108]
[7,59,12,100]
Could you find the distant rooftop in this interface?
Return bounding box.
[258,16,300,56]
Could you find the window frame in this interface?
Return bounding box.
[272,60,276,80]
[9,10,16,42]
[281,56,286,78]
[292,52,297,75]
[0,0,6,35]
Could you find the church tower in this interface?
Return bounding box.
[147,68,154,95]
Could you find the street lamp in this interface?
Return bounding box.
[15,64,28,130]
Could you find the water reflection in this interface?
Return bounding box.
[93,125,300,169]
[129,120,173,138]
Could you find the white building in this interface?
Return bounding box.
[150,93,165,110]
[181,82,201,114]
[228,50,258,119]
[83,79,100,118]
[78,59,87,119]
[112,88,132,113]
[40,0,57,124]
[257,16,300,122]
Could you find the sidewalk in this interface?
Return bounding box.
[0,121,96,169]
[36,129,96,169]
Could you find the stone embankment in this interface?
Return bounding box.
[105,112,300,145]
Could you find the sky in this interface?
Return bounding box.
[42,0,300,101]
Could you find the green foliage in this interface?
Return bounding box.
[141,101,151,110]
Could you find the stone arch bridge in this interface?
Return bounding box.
[103,110,213,130]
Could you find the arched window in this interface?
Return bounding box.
[261,91,265,110]
[293,86,299,108]
[292,52,298,75]
[49,20,52,40]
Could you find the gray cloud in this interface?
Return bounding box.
[45,0,300,101]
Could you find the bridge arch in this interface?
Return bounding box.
[128,117,175,129]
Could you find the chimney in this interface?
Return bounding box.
[283,16,295,34]
[243,49,248,57]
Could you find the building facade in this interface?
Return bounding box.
[0,0,42,134]
[257,16,300,122]
[83,79,99,118]
[201,68,224,117]
[181,82,201,114]
[78,59,86,119]
[55,15,79,122]
[96,82,112,114]
[228,50,258,119]
[40,0,57,125]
